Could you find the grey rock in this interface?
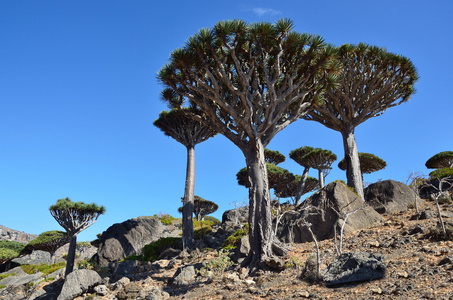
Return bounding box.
[111,259,138,276]
[222,206,249,226]
[264,257,284,271]
[57,269,102,300]
[173,265,195,286]
[364,180,419,214]
[323,251,386,286]
[96,216,180,266]
[232,236,250,263]
[0,225,37,243]
[278,181,383,243]
[158,247,181,260]
[113,276,131,290]
[13,250,51,265]
[0,272,43,289]
[94,284,109,296]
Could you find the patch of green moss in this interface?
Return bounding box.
[429,168,453,180]
[222,223,249,250]
[0,285,5,289]
[142,237,181,261]
[194,226,212,240]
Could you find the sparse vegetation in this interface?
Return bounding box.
[142,237,181,261]
[20,262,66,276]
[222,224,249,250]
[152,213,178,226]
[199,249,233,277]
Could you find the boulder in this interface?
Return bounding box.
[364,179,419,214]
[96,217,180,266]
[222,206,249,226]
[323,251,386,286]
[277,181,383,243]
[57,269,101,300]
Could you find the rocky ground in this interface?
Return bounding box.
[2,198,453,300]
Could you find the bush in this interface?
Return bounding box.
[194,226,212,240]
[199,249,233,277]
[204,216,221,225]
[0,273,15,280]
[0,285,5,289]
[142,237,181,261]
[222,223,249,250]
[152,213,178,225]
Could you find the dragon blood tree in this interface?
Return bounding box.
[24,230,70,264]
[303,43,418,199]
[158,19,339,271]
[49,197,105,277]
[154,105,216,251]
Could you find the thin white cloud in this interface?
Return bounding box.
[251,7,282,17]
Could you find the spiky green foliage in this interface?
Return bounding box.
[153,108,216,147]
[289,147,315,168]
[157,19,340,148]
[0,241,26,264]
[338,152,386,174]
[236,163,295,190]
[426,151,453,169]
[264,149,286,165]
[49,198,105,234]
[300,148,337,171]
[274,176,319,199]
[25,230,69,256]
[429,168,453,180]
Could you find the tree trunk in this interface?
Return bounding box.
[318,169,325,189]
[341,129,364,199]
[65,234,77,277]
[295,167,310,205]
[182,145,195,251]
[244,141,273,272]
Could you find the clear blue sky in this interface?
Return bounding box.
[1,1,451,241]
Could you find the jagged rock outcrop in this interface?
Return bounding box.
[364,179,419,214]
[277,181,383,243]
[323,251,386,286]
[0,225,37,243]
[95,217,180,266]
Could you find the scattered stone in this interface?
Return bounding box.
[323,252,386,286]
[396,270,408,278]
[232,236,250,263]
[57,269,102,300]
[371,287,382,294]
[173,265,195,286]
[113,276,131,290]
[265,257,285,271]
[117,282,141,300]
[94,284,109,296]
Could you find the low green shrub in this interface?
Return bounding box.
[0,285,5,289]
[152,213,178,225]
[199,249,233,277]
[194,226,212,240]
[203,216,221,225]
[20,262,66,276]
[77,259,109,278]
[222,223,249,250]
[142,237,181,261]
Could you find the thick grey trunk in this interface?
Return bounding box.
[341,129,364,199]
[244,141,273,272]
[295,167,310,205]
[182,146,195,251]
[65,234,77,277]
